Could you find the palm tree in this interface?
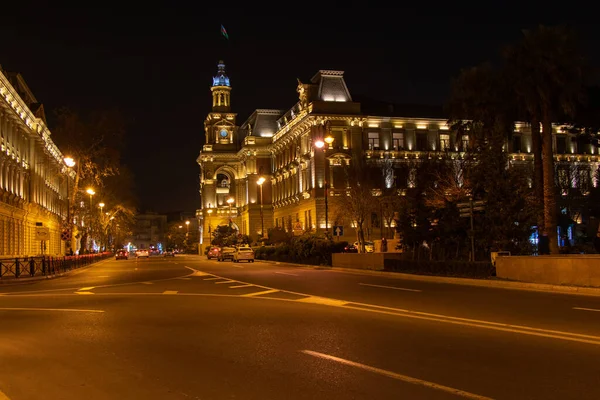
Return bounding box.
[506,25,586,254]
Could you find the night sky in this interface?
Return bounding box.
[1,5,596,213]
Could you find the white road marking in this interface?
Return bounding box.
[163,291,178,294]
[0,307,104,313]
[176,277,192,280]
[275,271,299,277]
[229,284,254,289]
[231,264,244,268]
[203,277,221,281]
[573,307,600,312]
[75,292,94,295]
[142,282,154,285]
[242,289,279,297]
[0,388,11,400]
[297,296,347,307]
[301,350,493,400]
[359,283,422,292]
[215,280,236,284]
[78,287,95,291]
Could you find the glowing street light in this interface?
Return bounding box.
[64,157,75,168]
[257,177,266,238]
[63,157,76,255]
[226,197,235,216]
[314,135,335,233]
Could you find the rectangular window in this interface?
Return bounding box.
[556,136,567,154]
[392,132,404,150]
[368,132,379,150]
[461,137,470,152]
[417,133,428,151]
[512,136,522,153]
[308,210,312,231]
[439,134,450,151]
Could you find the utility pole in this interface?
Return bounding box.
[457,198,486,262]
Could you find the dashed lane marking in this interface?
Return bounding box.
[359,283,422,292]
[274,271,299,277]
[297,296,347,306]
[242,289,279,297]
[573,307,600,312]
[78,287,95,291]
[75,291,94,295]
[0,307,104,313]
[301,350,493,400]
[176,278,192,280]
[215,280,236,284]
[163,291,178,295]
[0,387,11,400]
[203,277,221,281]
[229,284,254,289]
[142,282,154,285]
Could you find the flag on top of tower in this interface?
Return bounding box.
[221,25,229,40]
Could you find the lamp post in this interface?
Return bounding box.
[98,203,105,251]
[86,188,95,251]
[64,157,76,255]
[257,177,265,238]
[227,197,234,217]
[314,135,335,233]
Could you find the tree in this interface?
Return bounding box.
[332,157,377,252]
[505,25,587,253]
[52,107,131,252]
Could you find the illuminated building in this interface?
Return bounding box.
[0,66,72,256]
[197,61,599,250]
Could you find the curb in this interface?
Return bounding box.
[257,259,600,297]
[0,258,111,286]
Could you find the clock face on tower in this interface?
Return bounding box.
[219,129,228,138]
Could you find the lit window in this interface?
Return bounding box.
[439,134,450,151]
[368,132,379,150]
[392,133,404,150]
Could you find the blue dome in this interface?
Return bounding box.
[212,60,230,87]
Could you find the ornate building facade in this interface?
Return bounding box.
[0,66,71,257]
[197,61,599,251]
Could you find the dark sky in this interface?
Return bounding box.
[1,4,596,213]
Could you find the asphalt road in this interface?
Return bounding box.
[1,255,600,400]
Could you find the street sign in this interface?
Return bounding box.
[333,225,344,236]
[293,221,303,231]
[61,230,72,241]
[35,227,50,241]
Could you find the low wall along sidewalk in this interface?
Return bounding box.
[496,255,600,287]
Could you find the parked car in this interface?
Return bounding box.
[207,247,221,260]
[163,249,175,257]
[342,244,358,253]
[233,247,255,263]
[354,241,375,253]
[115,250,128,260]
[136,249,149,258]
[217,247,236,262]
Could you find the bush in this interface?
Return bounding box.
[254,234,347,266]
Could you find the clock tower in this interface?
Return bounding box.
[203,60,238,149]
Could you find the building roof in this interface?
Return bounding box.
[240,109,283,138]
[310,70,352,102]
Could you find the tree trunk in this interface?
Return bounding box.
[542,117,559,254]
[357,222,366,253]
[531,119,545,234]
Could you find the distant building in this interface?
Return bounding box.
[197,61,599,251]
[127,213,167,251]
[0,66,72,257]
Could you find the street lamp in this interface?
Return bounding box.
[314,135,335,233]
[63,157,76,255]
[86,188,95,208]
[98,203,105,251]
[257,177,266,238]
[185,220,190,236]
[227,197,234,216]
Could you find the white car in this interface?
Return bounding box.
[136,249,149,258]
[233,247,255,263]
[354,241,375,253]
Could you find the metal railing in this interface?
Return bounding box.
[0,252,113,280]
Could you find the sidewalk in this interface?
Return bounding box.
[0,258,109,286]
[257,259,600,297]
